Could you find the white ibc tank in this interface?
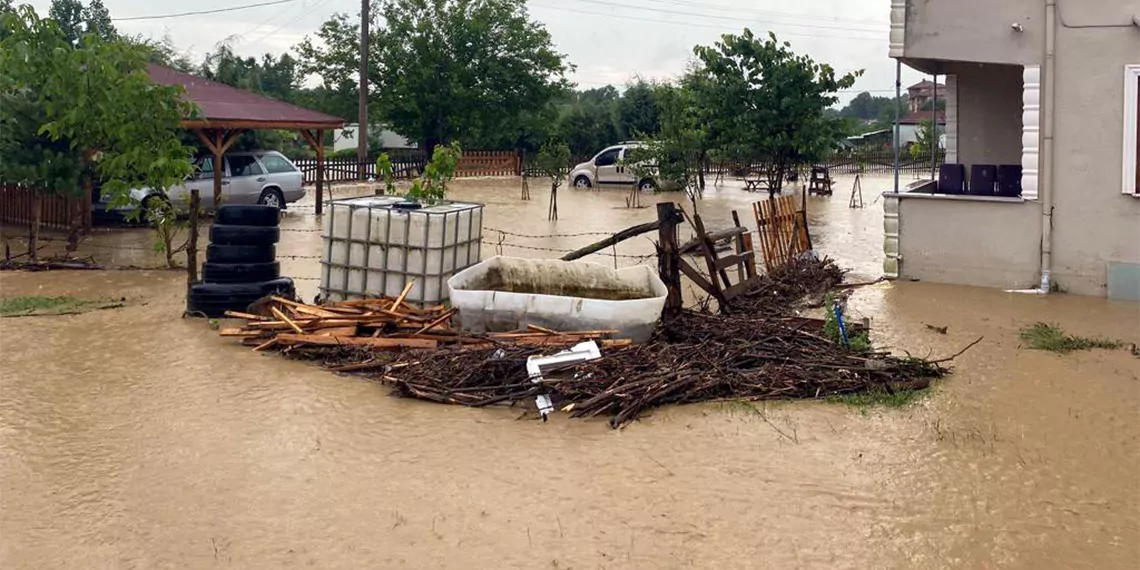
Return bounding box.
[320,196,484,305]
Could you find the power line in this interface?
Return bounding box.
[557,0,886,34]
[246,0,337,45]
[631,0,886,28]
[528,2,885,41]
[112,0,298,22]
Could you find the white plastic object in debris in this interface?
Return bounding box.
[448,256,668,343]
[320,195,484,305]
[525,341,603,420]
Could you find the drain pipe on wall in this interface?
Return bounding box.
[1040,0,1058,292]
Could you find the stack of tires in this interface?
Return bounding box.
[187,205,295,317]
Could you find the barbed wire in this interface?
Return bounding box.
[484,227,615,239]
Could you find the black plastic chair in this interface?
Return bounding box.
[938,164,965,194]
[970,164,997,196]
[996,165,1023,197]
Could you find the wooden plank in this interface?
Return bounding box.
[741,232,757,279]
[219,328,265,337]
[391,280,415,313]
[714,252,753,271]
[679,258,718,297]
[411,308,457,335]
[269,296,341,318]
[252,338,278,352]
[275,334,438,349]
[316,326,359,337]
[223,310,270,321]
[270,306,306,334]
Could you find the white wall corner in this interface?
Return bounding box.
[1021,65,1041,201]
[944,75,958,163]
[1123,65,1140,195]
[883,194,901,278]
[889,0,906,58]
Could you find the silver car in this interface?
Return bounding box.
[568,142,678,192]
[101,150,306,215]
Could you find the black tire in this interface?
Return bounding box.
[638,178,658,192]
[214,204,280,227]
[187,278,295,318]
[573,175,592,189]
[257,188,287,210]
[209,224,280,246]
[206,244,275,264]
[202,261,280,284]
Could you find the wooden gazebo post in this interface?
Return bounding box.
[301,129,326,215]
[188,127,242,283]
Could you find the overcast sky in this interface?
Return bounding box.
[24,0,927,105]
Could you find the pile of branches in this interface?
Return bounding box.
[361,258,950,428]
[234,258,961,428]
[384,310,947,428]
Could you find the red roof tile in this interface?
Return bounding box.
[147,64,344,128]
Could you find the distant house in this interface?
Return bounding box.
[898,110,946,148]
[906,79,945,112]
[333,124,417,153]
[885,0,1140,300]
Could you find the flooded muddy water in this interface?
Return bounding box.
[1,176,1138,568]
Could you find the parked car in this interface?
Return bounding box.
[96,150,305,218]
[568,142,678,192]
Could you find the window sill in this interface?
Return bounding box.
[885,191,1027,204]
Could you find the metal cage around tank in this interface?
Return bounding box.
[319,196,484,305]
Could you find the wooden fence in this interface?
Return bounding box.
[753,195,812,272]
[0,185,88,232]
[296,149,521,185]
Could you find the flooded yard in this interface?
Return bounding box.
[1,176,1137,568]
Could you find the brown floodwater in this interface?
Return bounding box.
[1,176,1138,568]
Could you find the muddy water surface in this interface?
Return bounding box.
[1,176,1138,568]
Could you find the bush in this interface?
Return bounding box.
[330,148,362,160]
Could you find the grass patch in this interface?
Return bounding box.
[0,295,121,317]
[1018,322,1122,354]
[826,387,930,411]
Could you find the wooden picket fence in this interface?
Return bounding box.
[296,149,521,185]
[0,185,88,232]
[753,195,812,272]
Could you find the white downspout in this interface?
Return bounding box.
[1040,0,1057,292]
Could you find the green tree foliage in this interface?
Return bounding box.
[693,30,860,193]
[626,80,708,206]
[371,0,571,152]
[556,102,618,158]
[48,0,114,44]
[617,80,660,139]
[405,142,462,205]
[0,5,195,213]
[532,140,571,220]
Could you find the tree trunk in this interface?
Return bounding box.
[65,184,89,255]
[548,184,558,221]
[186,189,200,284]
[29,193,41,263]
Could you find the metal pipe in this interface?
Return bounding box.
[893,60,901,195]
[931,74,938,181]
[1041,0,1057,292]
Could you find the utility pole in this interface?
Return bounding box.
[357,0,370,176]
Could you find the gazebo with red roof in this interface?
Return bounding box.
[147,64,345,215]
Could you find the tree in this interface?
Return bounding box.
[533,140,571,221]
[0,5,195,256]
[694,30,860,195]
[372,0,571,151]
[626,79,708,208]
[617,80,660,139]
[48,0,114,44]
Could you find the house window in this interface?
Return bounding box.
[1125,65,1140,195]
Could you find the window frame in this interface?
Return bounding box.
[227,155,265,177]
[594,148,620,167]
[1124,65,1139,195]
[258,153,298,174]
